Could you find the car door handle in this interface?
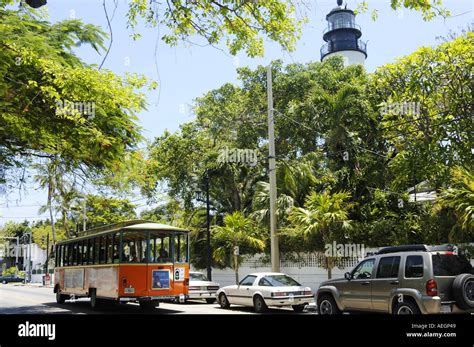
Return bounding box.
[246,288,249,290]
[361,281,370,285]
[390,280,399,285]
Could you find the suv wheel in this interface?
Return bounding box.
[453,274,474,310]
[394,300,420,314]
[253,295,267,313]
[317,294,340,315]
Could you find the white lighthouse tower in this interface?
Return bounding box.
[320,0,367,66]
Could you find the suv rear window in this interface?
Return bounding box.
[432,253,473,276]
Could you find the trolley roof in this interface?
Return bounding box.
[56,220,188,244]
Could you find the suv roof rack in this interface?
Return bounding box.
[377,244,428,254]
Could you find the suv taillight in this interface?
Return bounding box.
[426,279,438,296]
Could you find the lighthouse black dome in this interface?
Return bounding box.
[320,1,367,62]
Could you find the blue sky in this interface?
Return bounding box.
[1,0,473,225]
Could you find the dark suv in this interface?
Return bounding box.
[316,244,474,314]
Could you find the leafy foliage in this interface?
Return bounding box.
[126,0,305,57]
[144,34,473,268]
[81,195,137,230]
[0,7,151,177]
[437,167,474,233]
[212,211,266,268]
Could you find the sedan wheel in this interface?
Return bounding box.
[219,293,230,309]
[292,304,306,313]
[253,295,268,313]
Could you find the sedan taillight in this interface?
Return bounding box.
[272,292,287,297]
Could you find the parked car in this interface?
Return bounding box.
[0,274,25,284]
[187,271,220,304]
[316,244,474,314]
[217,272,314,313]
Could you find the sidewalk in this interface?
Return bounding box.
[12,282,53,288]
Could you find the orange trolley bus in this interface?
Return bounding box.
[53,220,190,309]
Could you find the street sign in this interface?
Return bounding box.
[233,246,239,256]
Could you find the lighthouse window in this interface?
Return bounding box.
[329,13,355,30]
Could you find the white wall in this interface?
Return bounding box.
[203,266,350,291]
[323,50,366,66]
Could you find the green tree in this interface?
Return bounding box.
[0,220,29,239]
[79,195,137,230]
[288,191,352,279]
[126,0,305,57]
[437,167,474,234]
[1,6,150,180]
[126,0,450,56]
[212,211,265,284]
[31,222,66,250]
[371,33,473,191]
[33,159,60,244]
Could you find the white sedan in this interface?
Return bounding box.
[187,271,220,304]
[216,272,314,313]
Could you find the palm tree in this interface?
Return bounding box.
[251,152,329,226]
[251,181,295,228]
[56,187,79,238]
[437,167,473,233]
[212,211,265,284]
[34,158,79,241]
[312,85,368,187]
[33,159,59,245]
[288,190,352,279]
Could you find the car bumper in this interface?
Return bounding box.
[188,291,217,300]
[119,295,188,302]
[419,296,473,314]
[267,295,315,306]
[419,295,442,314]
[420,297,473,314]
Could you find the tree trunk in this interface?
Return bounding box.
[326,256,333,279]
[62,212,69,239]
[48,184,56,245]
[234,253,239,285]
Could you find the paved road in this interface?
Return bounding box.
[0,284,313,314]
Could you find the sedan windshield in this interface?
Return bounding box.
[190,273,208,281]
[263,275,301,287]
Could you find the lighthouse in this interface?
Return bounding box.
[320,0,367,66]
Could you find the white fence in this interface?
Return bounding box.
[193,247,474,291]
[192,253,363,291]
